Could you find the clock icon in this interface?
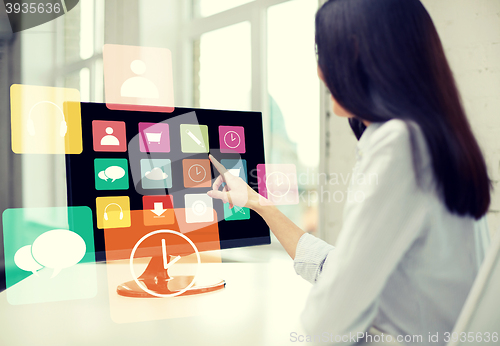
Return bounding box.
[266,172,291,198]
[129,230,201,298]
[223,131,241,149]
[188,164,207,183]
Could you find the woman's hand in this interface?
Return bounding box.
[207,154,261,210]
[207,154,305,259]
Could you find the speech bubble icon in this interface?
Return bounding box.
[104,166,125,182]
[31,229,86,278]
[98,170,108,181]
[14,245,43,276]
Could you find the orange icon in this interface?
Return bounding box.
[182,159,212,188]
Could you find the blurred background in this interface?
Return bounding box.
[0,0,499,266]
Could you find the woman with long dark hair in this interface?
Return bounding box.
[208,0,491,343]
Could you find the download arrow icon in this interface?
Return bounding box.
[151,202,167,217]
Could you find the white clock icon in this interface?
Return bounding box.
[223,131,241,149]
[129,230,201,298]
[188,164,207,183]
[266,172,291,198]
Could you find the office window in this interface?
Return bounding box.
[80,0,94,60]
[53,0,322,238]
[267,0,320,232]
[64,70,80,91]
[58,0,105,101]
[80,68,91,102]
[195,21,252,110]
[63,0,81,65]
[29,0,106,213]
[63,67,92,102]
[193,0,254,17]
[192,0,321,235]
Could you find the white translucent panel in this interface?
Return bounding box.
[267,0,320,168]
[198,21,251,111]
[195,0,254,17]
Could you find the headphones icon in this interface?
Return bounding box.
[104,203,124,221]
[27,101,68,137]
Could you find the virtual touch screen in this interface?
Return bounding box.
[66,103,269,261]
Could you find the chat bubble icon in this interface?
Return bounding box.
[31,229,86,278]
[98,170,108,181]
[14,245,43,276]
[106,166,125,182]
[99,166,126,182]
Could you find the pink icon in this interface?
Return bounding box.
[257,164,299,205]
[92,120,127,152]
[103,44,175,113]
[139,122,170,153]
[219,126,245,153]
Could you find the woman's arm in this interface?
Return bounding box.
[252,203,305,259]
[207,154,305,259]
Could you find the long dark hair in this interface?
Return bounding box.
[316,0,491,219]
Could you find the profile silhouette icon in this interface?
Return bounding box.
[101,127,120,146]
[120,60,160,99]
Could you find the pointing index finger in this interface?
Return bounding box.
[209,154,228,176]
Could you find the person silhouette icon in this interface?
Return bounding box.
[120,60,160,99]
[101,127,120,146]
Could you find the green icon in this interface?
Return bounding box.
[2,207,97,305]
[223,204,250,221]
[180,124,209,153]
[94,158,129,190]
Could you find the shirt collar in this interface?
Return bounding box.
[357,121,383,152]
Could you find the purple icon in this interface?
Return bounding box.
[139,122,170,153]
[219,126,246,153]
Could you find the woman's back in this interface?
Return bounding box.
[295,119,490,345]
[376,175,489,342]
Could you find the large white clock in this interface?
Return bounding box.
[129,230,201,298]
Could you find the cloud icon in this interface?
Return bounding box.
[145,167,168,180]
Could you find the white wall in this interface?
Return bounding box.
[323,0,500,244]
[427,0,500,235]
